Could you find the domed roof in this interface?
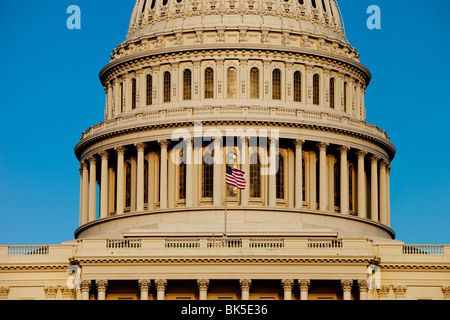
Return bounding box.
[126,0,347,43]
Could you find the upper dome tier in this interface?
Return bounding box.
[127,0,346,42]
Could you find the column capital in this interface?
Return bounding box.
[338,145,350,154]
[0,287,9,299]
[80,280,92,293]
[99,150,109,160]
[155,279,167,291]
[80,161,88,170]
[377,286,391,299]
[393,286,407,299]
[341,279,353,291]
[380,160,389,169]
[158,139,170,149]
[138,279,151,291]
[197,279,210,290]
[115,146,127,155]
[135,142,147,152]
[239,279,252,290]
[386,165,392,174]
[96,279,108,293]
[87,155,97,165]
[370,155,380,164]
[44,286,59,299]
[317,142,329,151]
[357,279,368,293]
[281,279,294,290]
[293,139,305,148]
[356,150,367,159]
[298,279,311,290]
[442,286,450,299]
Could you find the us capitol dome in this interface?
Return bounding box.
[1,0,449,301]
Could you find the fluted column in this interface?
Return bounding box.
[294,140,304,209]
[197,279,210,300]
[282,279,294,300]
[239,279,251,300]
[159,140,169,209]
[186,138,194,207]
[99,151,109,219]
[386,165,391,227]
[96,280,108,300]
[370,155,379,222]
[138,280,151,300]
[317,142,328,211]
[88,156,97,222]
[241,137,250,206]
[213,137,222,206]
[155,279,167,300]
[356,151,367,219]
[136,143,146,212]
[299,279,310,300]
[338,146,350,214]
[115,147,126,215]
[379,160,388,225]
[268,138,278,207]
[81,161,89,225]
[358,280,368,300]
[341,279,353,300]
[80,280,91,300]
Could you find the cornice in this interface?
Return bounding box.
[380,264,450,271]
[0,265,68,271]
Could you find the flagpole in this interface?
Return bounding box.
[224,164,228,238]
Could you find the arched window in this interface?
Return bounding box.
[202,150,214,198]
[150,0,156,9]
[250,67,260,99]
[163,71,171,103]
[227,67,237,99]
[329,78,335,109]
[204,67,214,99]
[276,155,285,200]
[311,0,317,8]
[349,165,355,212]
[146,75,153,105]
[344,82,348,111]
[250,152,261,198]
[334,162,340,210]
[272,69,281,100]
[313,74,320,105]
[144,160,149,206]
[179,157,186,201]
[125,162,131,209]
[302,158,306,203]
[294,71,302,102]
[131,78,137,110]
[141,0,148,13]
[321,0,327,12]
[120,82,124,112]
[162,0,168,5]
[183,69,192,101]
[298,0,304,5]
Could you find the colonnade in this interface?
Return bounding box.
[78,278,371,300]
[79,137,391,227]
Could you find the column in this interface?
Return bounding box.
[80,280,91,300]
[338,146,350,214]
[298,279,310,300]
[113,78,120,116]
[99,151,109,219]
[81,161,89,225]
[115,146,126,215]
[294,140,304,209]
[341,280,353,300]
[240,137,250,206]
[197,279,210,301]
[239,279,251,300]
[386,165,391,227]
[88,156,97,222]
[268,138,278,207]
[370,155,379,222]
[79,166,83,226]
[379,160,387,225]
[155,279,167,300]
[213,137,222,206]
[186,138,194,207]
[358,280,368,300]
[138,280,151,300]
[317,142,328,211]
[356,151,367,219]
[136,143,146,212]
[282,279,294,301]
[159,140,169,209]
[96,280,108,300]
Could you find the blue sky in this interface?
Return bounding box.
[0,0,449,245]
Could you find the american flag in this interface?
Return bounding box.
[226,165,246,190]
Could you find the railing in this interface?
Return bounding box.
[8,246,49,255]
[207,238,243,248]
[165,238,200,249]
[402,245,444,255]
[308,238,343,249]
[249,238,285,249]
[106,239,142,249]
